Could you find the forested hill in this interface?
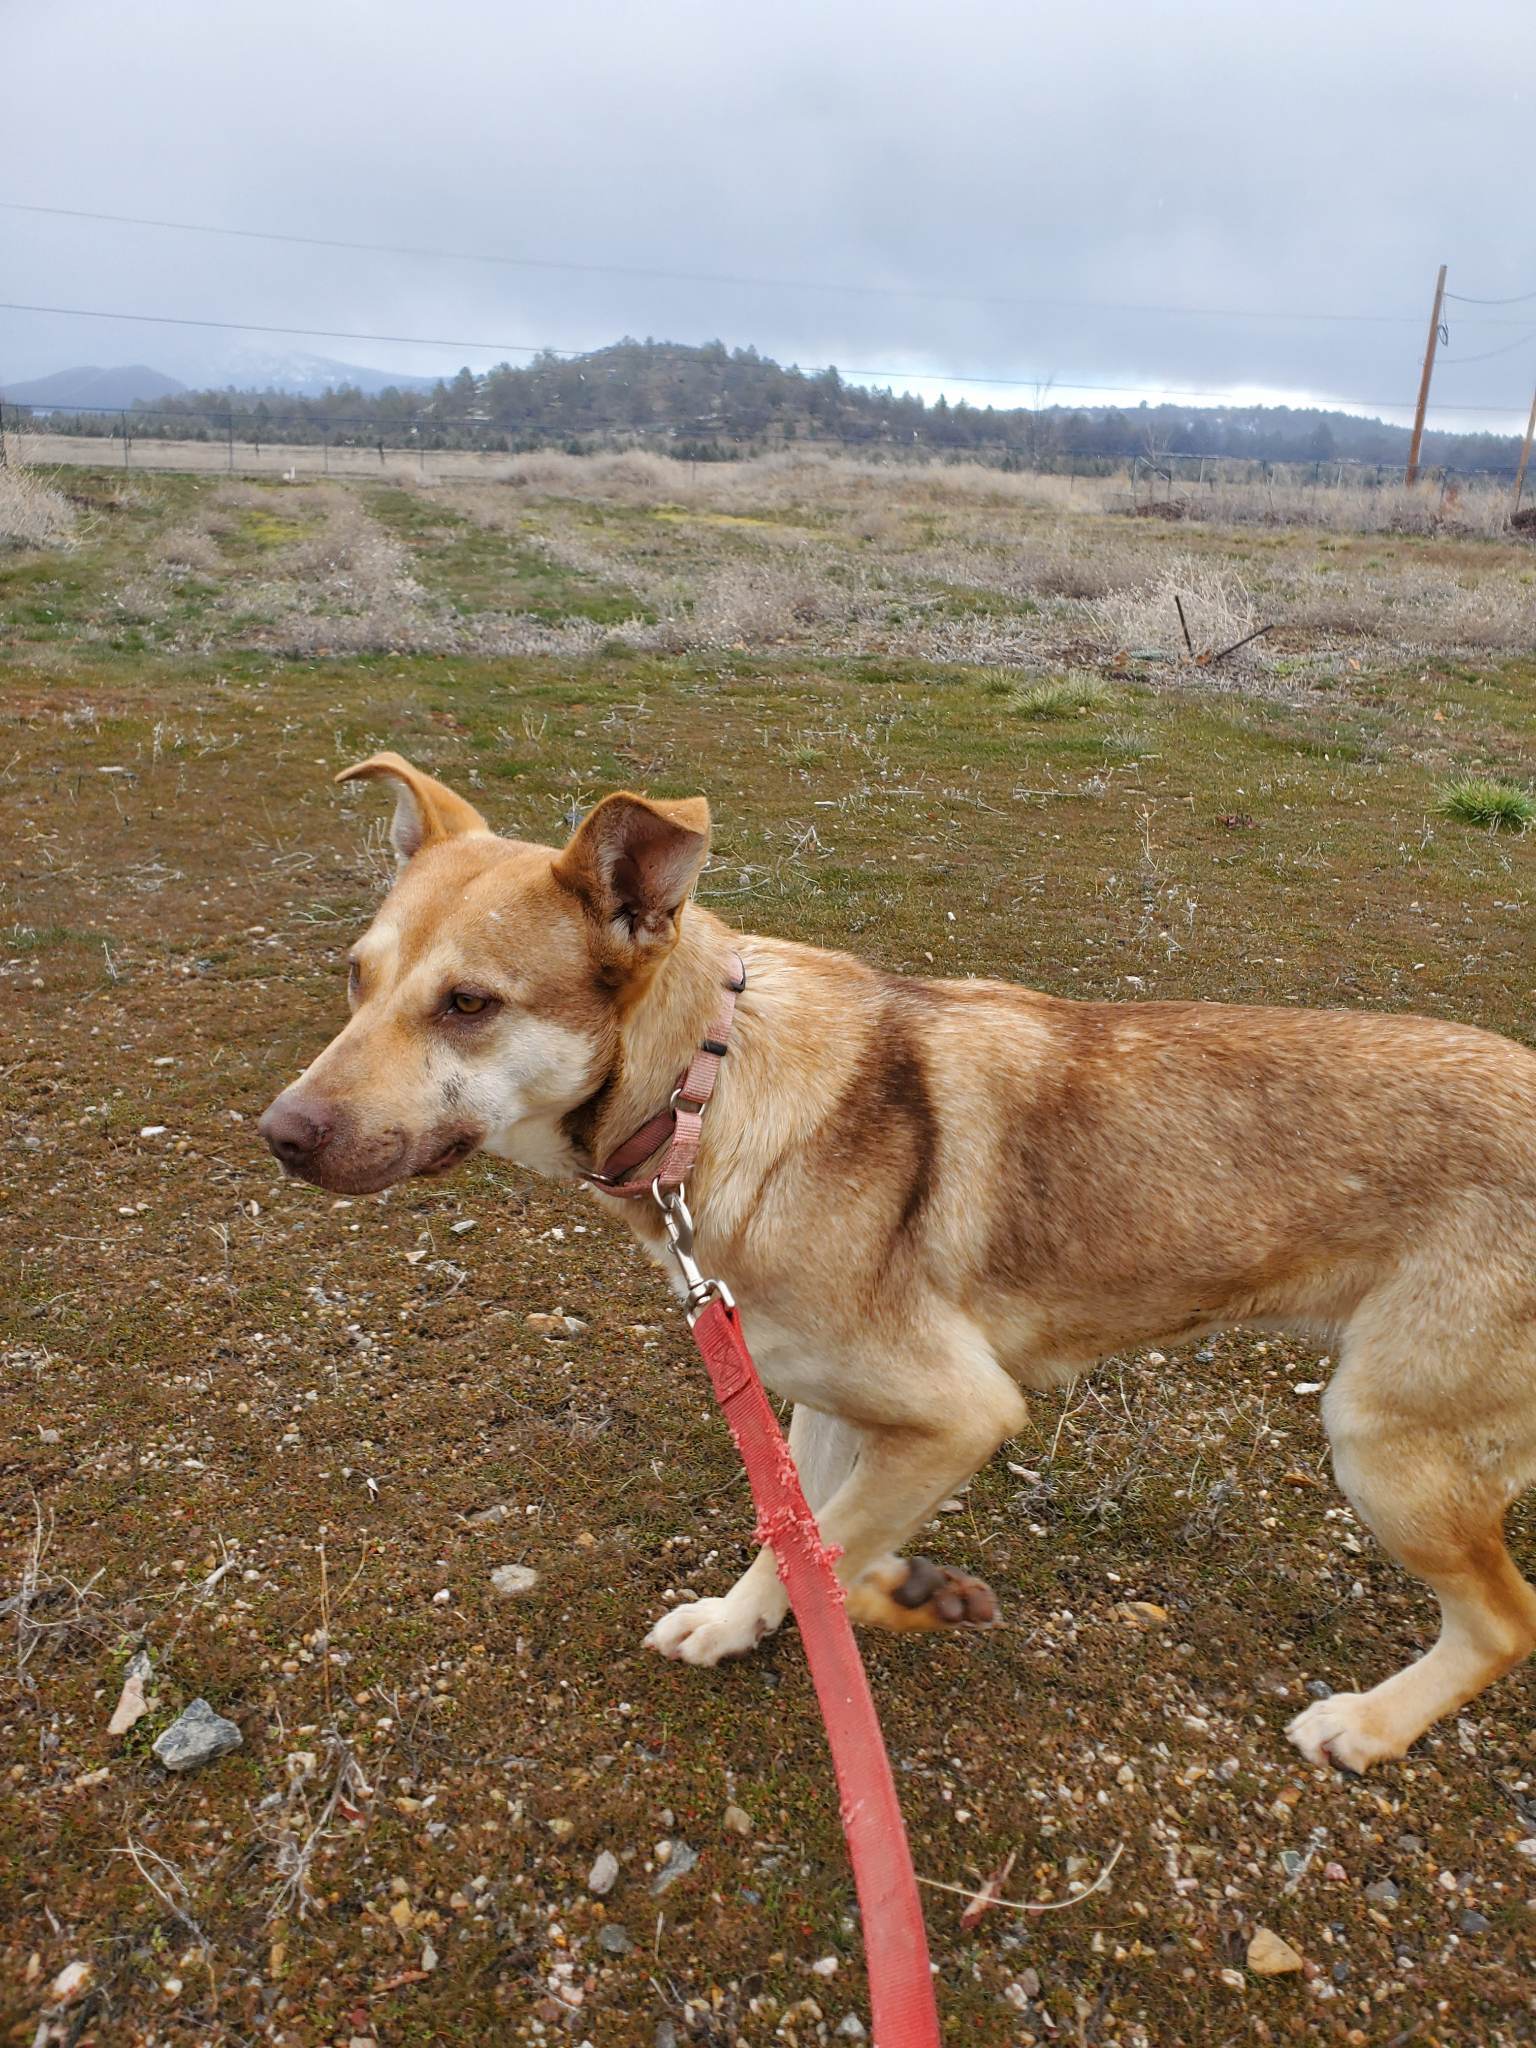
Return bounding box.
[24,338,1526,471]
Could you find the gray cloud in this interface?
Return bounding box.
[4,0,1533,427]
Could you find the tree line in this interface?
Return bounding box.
[10,337,1525,473]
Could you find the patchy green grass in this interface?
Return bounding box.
[1012,672,1116,719]
[2,470,1536,2046]
[1436,775,1536,833]
[367,486,648,625]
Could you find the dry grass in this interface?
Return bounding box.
[10,455,1535,687]
[0,462,77,549]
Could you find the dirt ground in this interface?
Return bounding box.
[3,463,1535,2047]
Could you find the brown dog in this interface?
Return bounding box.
[259,754,1536,1773]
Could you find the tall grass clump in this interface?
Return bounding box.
[1435,777,1536,832]
[0,464,76,549]
[1012,673,1114,719]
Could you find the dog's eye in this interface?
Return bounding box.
[447,990,491,1016]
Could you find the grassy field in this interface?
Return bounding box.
[3,456,1535,2048]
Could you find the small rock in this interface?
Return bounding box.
[389,1898,414,1932]
[1292,1381,1325,1396]
[547,1817,575,1842]
[835,2018,867,2041]
[432,1588,452,1605]
[1279,1850,1307,1879]
[1396,1833,1424,1855]
[464,1503,510,1527]
[449,1218,477,1235]
[47,1961,92,2004]
[588,1850,620,1895]
[153,1698,242,1772]
[490,1564,539,1598]
[651,1839,698,1893]
[1459,1910,1491,1935]
[420,1939,439,1972]
[811,1955,840,1977]
[723,1803,753,1837]
[1364,1879,1400,1908]
[1247,1927,1305,1976]
[1114,1601,1168,1628]
[526,1311,588,1337]
[1324,1861,1347,1882]
[1305,1679,1333,1700]
[1515,1838,1536,1862]
[38,1427,61,1444]
[108,1648,155,1736]
[1218,1966,1246,1991]
[598,1924,633,1955]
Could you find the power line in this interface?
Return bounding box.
[0,297,1529,416]
[1437,327,1536,368]
[7,196,1533,330]
[1445,287,1536,306]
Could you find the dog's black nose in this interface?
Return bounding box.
[258,1094,332,1168]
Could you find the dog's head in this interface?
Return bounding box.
[258,752,710,1194]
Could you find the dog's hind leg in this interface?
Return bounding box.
[645,1405,861,1664]
[1288,1322,1536,1773]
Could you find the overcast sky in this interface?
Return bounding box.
[4,0,1534,429]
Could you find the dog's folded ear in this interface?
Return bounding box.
[335,752,491,867]
[554,791,710,958]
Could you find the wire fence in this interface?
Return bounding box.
[1,397,1529,507]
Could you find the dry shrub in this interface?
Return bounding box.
[665,553,885,649]
[1091,561,1259,661]
[0,464,76,549]
[154,527,222,575]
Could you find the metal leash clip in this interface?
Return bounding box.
[652,1181,734,1325]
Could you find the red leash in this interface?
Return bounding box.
[660,1201,942,2048]
[688,1297,943,2045]
[592,954,942,2041]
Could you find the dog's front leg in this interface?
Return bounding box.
[647,1344,1025,1666]
[646,1405,859,1665]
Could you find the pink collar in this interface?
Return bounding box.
[582,952,747,1199]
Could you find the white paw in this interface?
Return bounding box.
[644,1596,775,1666]
[1286,1692,1403,1774]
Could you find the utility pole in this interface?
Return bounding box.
[1405,262,1447,487]
[1514,382,1536,516]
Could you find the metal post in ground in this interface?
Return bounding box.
[121,412,129,471]
[227,413,234,472]
[1514,385,1536,516]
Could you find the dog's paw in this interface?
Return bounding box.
[1286,1692,1403,1775]
[644,1596,774,1666]
[846,1556,1000,1633]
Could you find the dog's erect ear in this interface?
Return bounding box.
[553,791,710,957]
[335,752,491,867]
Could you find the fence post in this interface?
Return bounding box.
[227,413,234,472]
[122,412,130,471]
[0,400,7,469]
[1514,385,1536,516]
